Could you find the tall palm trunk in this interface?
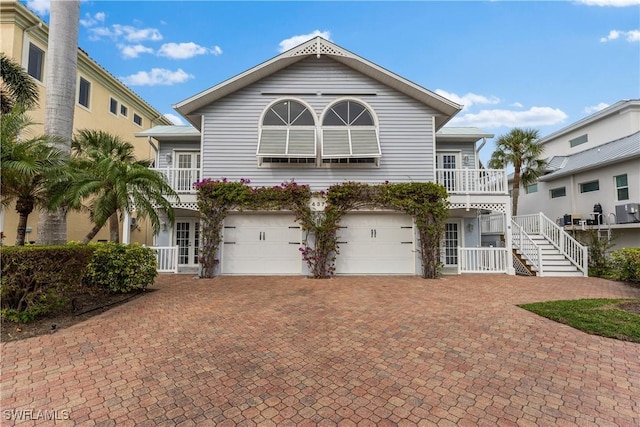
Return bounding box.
[109,213,120,243]
[15,197,34,246]
[512,164,521,217]
[37,0,80,245]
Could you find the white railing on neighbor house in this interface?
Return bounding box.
[153,168,201,193]
[479,212,505,234]
[435,168,508,195]
[151,246,179,273]
[511,219,543,276]
[513,213,588,276]
[457,247,508,274]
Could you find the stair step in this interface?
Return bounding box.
[541,271,585,277]
[542,260,573,266]
[543,265,581,272]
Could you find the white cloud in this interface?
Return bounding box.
[157,42,222,59]
[25,0,50,15]
[600,29,640,42]
[278,30,331,53]
[80,12,106,28]
[584,102,610,114]
[435,89,500,108]
[511,102,524,108]
[119,44,154,59]
[89,24,163,42]
[578,0,640,6]
[164,113,185,125]
[119,68,193,86]
[451,107,568,128]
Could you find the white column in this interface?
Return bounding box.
[504,203,515,275]
[122,210,131,244]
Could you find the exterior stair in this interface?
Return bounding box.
[511,213,588,277]
[516,235,584,277]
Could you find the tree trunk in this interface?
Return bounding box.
[512,165,521,217]
[37,0,80,245]
[109,213,120,243]
[14,197,34,246]
[82,222,104,244]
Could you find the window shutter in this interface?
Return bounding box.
[322,129,350,157]
[288,128,316,156]
[350,128,380,156]
[258,128,287,155]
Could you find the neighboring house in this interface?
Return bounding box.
[138,36,534,276]
[0,0,172,245]
[516,100,640,250]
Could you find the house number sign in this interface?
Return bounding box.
[309,197,327,211]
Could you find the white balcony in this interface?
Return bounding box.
[153,168,201,194]
[435,168,508,195]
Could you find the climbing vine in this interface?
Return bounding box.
[196,179,449,279]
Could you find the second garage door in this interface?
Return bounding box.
[335,213,415,274]
[221,214,302,274]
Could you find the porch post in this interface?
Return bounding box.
[122,210,131,244]
[504,203,515,275]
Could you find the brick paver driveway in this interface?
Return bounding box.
[2,275,639,426]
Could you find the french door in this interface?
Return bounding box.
[442,221,460,267]
[174,151,201,192]
[175,220,199,266]
[436,152,460,192]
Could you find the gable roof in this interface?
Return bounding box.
[174,37,462,130]
[135,125,200,141]
[539,131,640,181]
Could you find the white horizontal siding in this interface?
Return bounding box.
[158,141,201,169]
[198,56,437,190]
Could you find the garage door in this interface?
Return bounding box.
[335,213,415,274]
[221,214,302,274]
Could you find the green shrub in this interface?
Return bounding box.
[84,243,157,293]
[0,245,94,322]
[610,248,640,284]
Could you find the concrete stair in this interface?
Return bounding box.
[515,234,584,277]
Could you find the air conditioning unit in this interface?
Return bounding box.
[615,203,640,224]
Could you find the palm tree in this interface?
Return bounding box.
[0,53,39,114]
[489,128,546,216]
[54,130,178,244]
[37,0,81,245]
[1,109,68,245]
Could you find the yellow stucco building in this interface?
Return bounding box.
[1,0,172,245]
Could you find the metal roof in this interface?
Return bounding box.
[436,127,494,141]
[539,131,640,181]
[174,37,462,130]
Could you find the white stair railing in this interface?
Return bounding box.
[457,247,508,274]
[511,220,543,276]
[538,213,588,276]
[151,246,179,273]
[513,213,588,277]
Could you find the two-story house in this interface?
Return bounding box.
[0,0,172,245]
[516,99,640,250]
[137,37,587,277]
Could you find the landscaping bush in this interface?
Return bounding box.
[1,245,94,322]
[84,243,157,293]
[610,248,640,284]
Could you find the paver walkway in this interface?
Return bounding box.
[1,275,639,426]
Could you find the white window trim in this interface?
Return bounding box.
[319,97,381,162]
[614,174,629,201]
[133,112,143,127]
[257,97,318,165]
[24,40,46,84]
[109,97,119,116]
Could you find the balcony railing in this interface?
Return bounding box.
[153,168,201,193]
[435,168,508,195]
[150,246,179,273]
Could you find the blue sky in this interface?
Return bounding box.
[25,0,640,163]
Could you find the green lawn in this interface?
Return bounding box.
[518,299,640,343]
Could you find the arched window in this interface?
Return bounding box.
[321,100,381,163]
[257,99,316,161]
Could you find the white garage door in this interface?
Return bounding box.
[221,214,302,274]
[335,213,415,274]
